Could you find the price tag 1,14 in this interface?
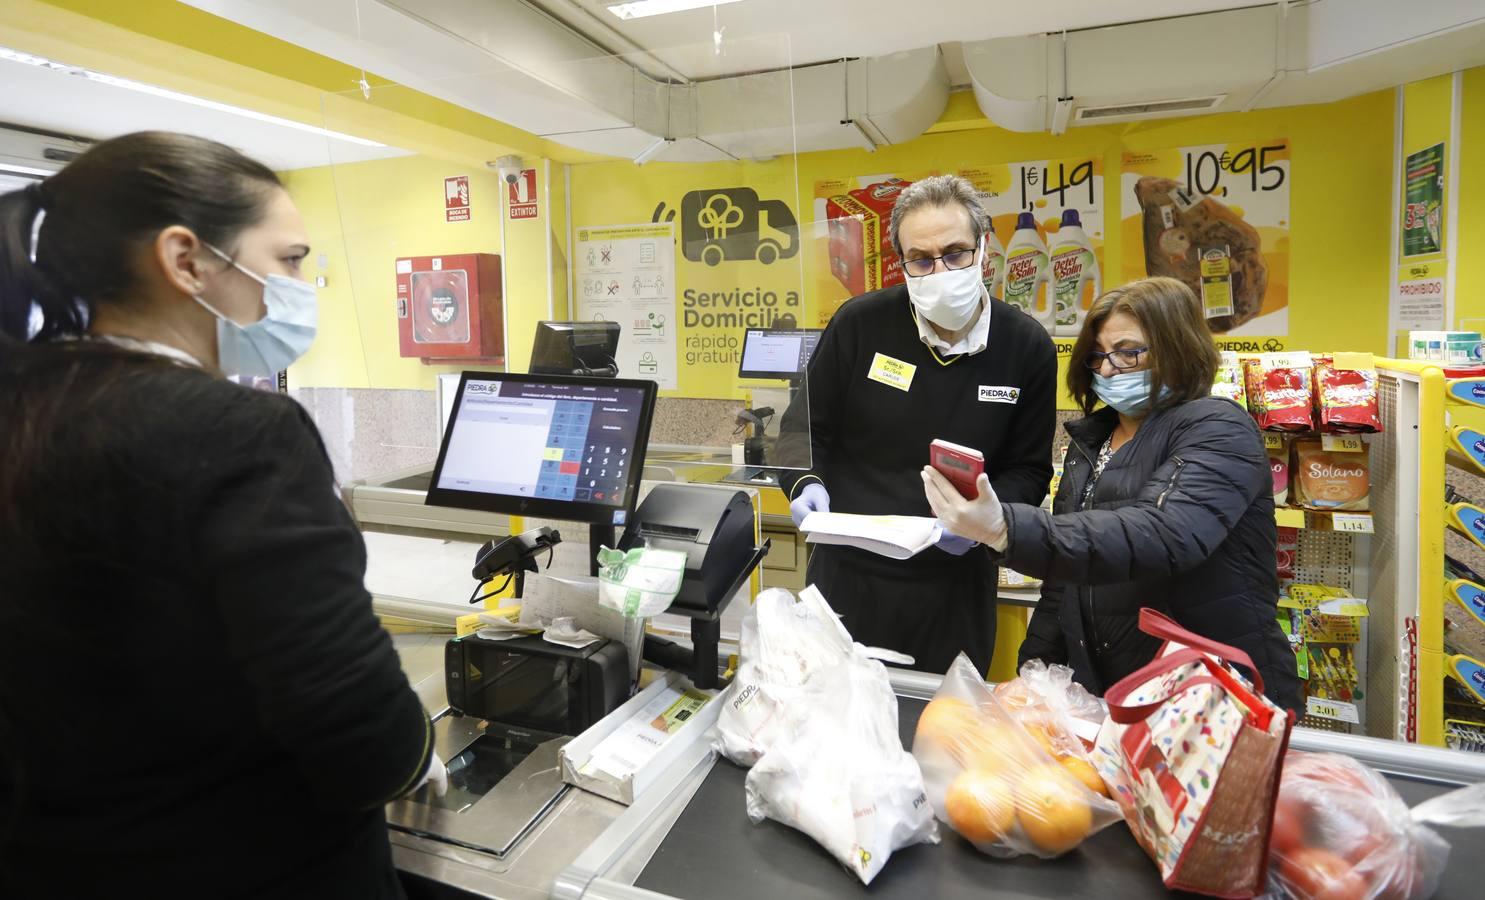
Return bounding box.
[1322,435,1366,453]
[1306,696,1361,724]
[1332,513,1374,534]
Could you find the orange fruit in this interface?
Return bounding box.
[1017,766,1094,854]
[944,769,1017,846]
[1059,755,1109,798]
[914,697,981,757]
[958,727,1021,775]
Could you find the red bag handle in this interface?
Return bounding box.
[1106,647,1275,730]
[1136,608,1265,696]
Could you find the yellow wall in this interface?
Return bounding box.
[567,89,1395,401]
[1457,68,1485,328]
[283,154,571,390]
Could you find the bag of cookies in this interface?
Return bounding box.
[1244,356,1314,432]
[1313,355,1382,434]
[1269,440,1291,506]
[1291,439,1370,512]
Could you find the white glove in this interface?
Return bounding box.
[921,468,1007,550]
[411,750,449,797]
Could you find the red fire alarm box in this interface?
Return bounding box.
[395,253,504,361]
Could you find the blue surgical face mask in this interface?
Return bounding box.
[195,245,317,377]
[1093,369,1160,416]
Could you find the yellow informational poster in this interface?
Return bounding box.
[1120,140,1291,341]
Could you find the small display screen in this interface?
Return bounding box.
[426,372,656,524]
[738,329,821,380]
[463,649,575,733]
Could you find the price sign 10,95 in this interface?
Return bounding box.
[1183,144,1288,198]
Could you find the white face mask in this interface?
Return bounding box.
[195,245,318,377]
[905,245,985,331]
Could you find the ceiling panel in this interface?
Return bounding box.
[0,57,408,170]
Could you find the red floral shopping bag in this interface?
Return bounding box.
[1093,609,1295,898]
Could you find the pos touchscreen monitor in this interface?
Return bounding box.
[737,328,821,381]
[425,372,657,526]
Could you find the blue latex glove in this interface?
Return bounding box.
[934,529,979,556]
[790,482,830,528]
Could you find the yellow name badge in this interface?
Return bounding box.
[867,353,917,392]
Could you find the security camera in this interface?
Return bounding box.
[489,154,524,186]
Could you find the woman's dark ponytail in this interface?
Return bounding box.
[0,131,282,350]
[0,180,67,346]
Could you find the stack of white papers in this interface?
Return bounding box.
[798,512,942,560]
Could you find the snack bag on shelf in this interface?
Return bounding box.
[912,654,1123,859]
[1244,355,1315,432]
[1270,439,1292,507]
[1094,609,1294,897]
[1291,439,1370,512]
[1263,751,1485,900]
[744,651,940,885]
[1213,351,1249,409]
[1312,355,1383,434]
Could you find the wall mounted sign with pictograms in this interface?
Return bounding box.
[508,168,539,220]
[444,175,471,222]
[652,187,799,267]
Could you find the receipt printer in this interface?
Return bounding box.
[618,484,761,617]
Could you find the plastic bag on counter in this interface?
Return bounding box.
[1263,751,1485,900]
[913,654,1122,859]
[714,585,856,767]
[744,652,940,885]
[596,545,686,617]
[992,659,1110,755]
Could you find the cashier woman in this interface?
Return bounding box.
[0,133,442,898]
[778,175,1057,674]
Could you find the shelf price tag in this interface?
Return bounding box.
[1275,508,1307,528]
[1332,352,1374,372]
[1332,513,1374,534]
[1263,433,1285,450]
[1306,696,1361,724]
[1261,351,1313,370]
[1322,435,1366,453]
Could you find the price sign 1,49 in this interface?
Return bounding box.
[1019,160,1096,212]
[1184,144,1288,198]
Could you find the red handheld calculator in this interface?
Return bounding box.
[930,439,985,499]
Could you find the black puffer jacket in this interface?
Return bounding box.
[1003,397,1303,711]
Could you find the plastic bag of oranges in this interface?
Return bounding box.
[912,653,1123,858]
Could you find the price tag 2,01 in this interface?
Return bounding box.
[1306,696,1361,724]
[1332,513,1374,534]
[1322,435,1366,453]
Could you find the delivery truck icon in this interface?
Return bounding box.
[661,188,799,267]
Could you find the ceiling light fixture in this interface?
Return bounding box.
[0,46,386,148]
[607,0,745,21]
[0,162,56,178]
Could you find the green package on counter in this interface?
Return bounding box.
[597,545,688,617]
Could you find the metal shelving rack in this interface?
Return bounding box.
[1370,359,1447,746]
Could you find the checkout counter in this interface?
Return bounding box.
[358,370,1484,899]
[384,637,1485,900]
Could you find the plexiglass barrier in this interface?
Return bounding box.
[314,32,814,479]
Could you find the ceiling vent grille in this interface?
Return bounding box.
[1074,95,1226,122]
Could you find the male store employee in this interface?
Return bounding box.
[776,174,1056,673]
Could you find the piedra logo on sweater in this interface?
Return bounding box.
[653,188,800,266]
[978,385,1022,404]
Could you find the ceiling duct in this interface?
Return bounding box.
[181,0,949,160]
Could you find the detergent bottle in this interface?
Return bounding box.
[1002,212,1052,328]
[1049,209,1101,336]
[980,227,1007,300]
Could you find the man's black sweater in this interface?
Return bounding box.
[779,285,1057,566]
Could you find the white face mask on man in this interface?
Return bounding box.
[905,245,986,331]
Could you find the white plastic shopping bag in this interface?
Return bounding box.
[744,652,939,884]
[714,585,855,766]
